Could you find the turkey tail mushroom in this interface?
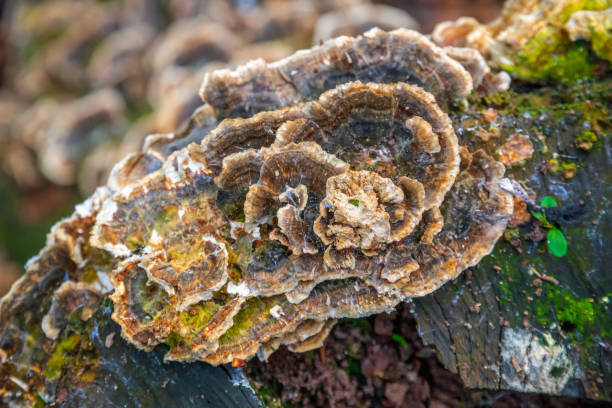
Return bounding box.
[8,29,513,366]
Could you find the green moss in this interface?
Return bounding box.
[503,227,521,245]
[483,80,611,123]
[490,245,612,342]
[41,300,111,385]
[475,80,610,183]
[480,231,612,334]
[555,0,612,22]
[529,277,612,339]
[577,130,598,150]
[44,334,81,380]
[547,288,596,332]
[504,35,596,83]
[501,0,612,83]
[547,158,578,179]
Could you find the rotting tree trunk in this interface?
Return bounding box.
[414,80,612,401]
[0,249,262,407]
[1,82,608,407]
[1,2,611,407]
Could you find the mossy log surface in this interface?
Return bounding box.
[0,264,261,407]
[1,80,608,407]
[1,25,611,408]
[54,301,261,407]
[414,80,612,401]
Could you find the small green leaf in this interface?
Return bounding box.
[391,333,409,349]
[540,196,558,208]
[348,198,360,207]
[547,228,567,257]
[531,210,549,226]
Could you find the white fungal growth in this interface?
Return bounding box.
[149,229,162,245]
[270,305,284,319]
[227,281,251,297]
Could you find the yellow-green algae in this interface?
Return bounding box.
[164,294,277,352]
[179,301,222,331]
[218,297,275,345]
[133,267,172,320]
[228,235,253,279]
[123,203,179,251]
[44,334,82,380]
[165,299,224,348]
[43,299,108,385]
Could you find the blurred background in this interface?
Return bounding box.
[0,0,504,295]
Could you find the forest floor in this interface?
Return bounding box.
[249,303,608,408]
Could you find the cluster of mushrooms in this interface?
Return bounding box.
[36,28,514,365]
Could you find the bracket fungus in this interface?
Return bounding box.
[14,29,514,366]
[200,28,474,118]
